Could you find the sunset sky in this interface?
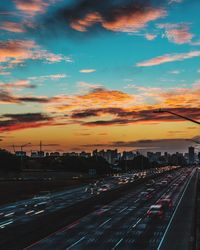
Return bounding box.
[0,0,199,153]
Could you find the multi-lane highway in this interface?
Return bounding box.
[25,167,195,250]
[0,167,172,233]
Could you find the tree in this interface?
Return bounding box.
[0,149,21,172]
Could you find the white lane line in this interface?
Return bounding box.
[157,170,195,250]
[112,238,123,250]
[25,210,34,215]
[0,219,13,228]
[4,212,14,217]
[34,210,44,215]
[66,236,85,250]
[132,218,142,228]
[119,207,128,213]
[134,199,140,203]
[99,218,112,228]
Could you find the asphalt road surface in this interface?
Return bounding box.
[25,167,195,250]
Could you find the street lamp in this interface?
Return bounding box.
[154,109,200,125]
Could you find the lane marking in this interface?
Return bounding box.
[119,207,128,213]
[0,219,13,228]
[34,210,44,215]
[4,212,14,217]
[157,170,195,250]
[25,210,34,215]
[132,218,142,228]
[99,218,111,228]
[66,236,85,250]
[112,238,123,250]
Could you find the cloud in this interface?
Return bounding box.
[168,70,180,74]
[71,108,124,119]
[145,33,157,40]
[0,112,54,132]
[70,107,200,127]
[0,80,36,89]
[79,69,96,73]
[28,74,67,81]
[158,23,194,44]
[42,0,167,35]
[0,40,72,69]
[14,0,53,16]
[0,90,54,104]
[0,21,25,33]
[70,8,166,33]
[137,51,200,67]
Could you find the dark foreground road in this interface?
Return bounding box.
[26,168,196,250]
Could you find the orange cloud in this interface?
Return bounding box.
[137,51,200,67]
[145,33,157,41]
[14,0,50,15]
[0,40,72,67]
[70,8,166,33]
[71,12,102,32]
[102,8,166,32]
[0,21,25,33]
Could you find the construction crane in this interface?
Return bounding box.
[12,143,31,152]
[10,143,31,154]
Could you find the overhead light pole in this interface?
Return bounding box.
[154,109,200,125]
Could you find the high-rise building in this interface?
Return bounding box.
[188,146,195,164]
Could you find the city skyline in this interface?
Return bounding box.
[0,0,200,153]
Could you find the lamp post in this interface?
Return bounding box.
[154,109,200,125]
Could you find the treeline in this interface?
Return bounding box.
[0,149,21,172]
[27,155,111,174]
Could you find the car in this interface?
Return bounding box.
[138,191,152,201]
[146,179,155,187]
[98,184,110,192]
[157,198,172,209]
[161,180,168,186]
[146,188,155,193]
[147,204,165,219]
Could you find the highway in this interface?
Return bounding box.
[25,167,195,250]
[0,168,171,232]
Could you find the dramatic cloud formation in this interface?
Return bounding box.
[70,8,166,33]
[79,107,200,126]
[42,0,168,35]
[137,51,200,66]
[0,112,54,132]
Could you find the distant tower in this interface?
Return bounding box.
[188,146,195,164]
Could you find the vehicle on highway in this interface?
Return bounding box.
[146,188,155,194]
[147,204,165,220]
[98,184,110,192]
[157,198,172,209]
[146,179,155,187]
[161,180,168,186]
[138,191,152,202]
